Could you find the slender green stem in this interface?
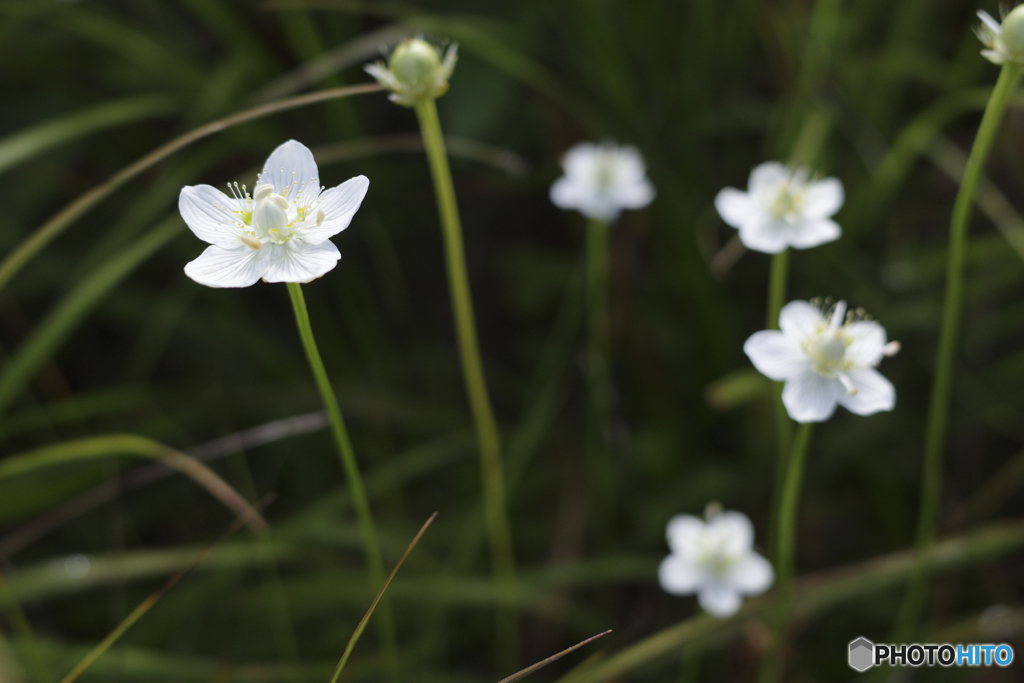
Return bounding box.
[585,218,614,536]
[759,422,814,683]
[412,98,519,669]
[0,569,52,683]
[285,282,399,682]
[764,249,793,562]
[894,63,1022,641]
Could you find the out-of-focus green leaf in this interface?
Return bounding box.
[705,368,772,411]
[0,218,182,415]
[0,96,175,175]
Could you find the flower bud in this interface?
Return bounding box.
[1002,6,1024,63]
[365,38,458,106]
[390,39,442,92]
[977,7,1024,66]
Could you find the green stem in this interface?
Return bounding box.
[585,218,614,535]
[894,63,1022,641]
[765,250,793,562]
[759,422,814,683]
[0,83,380,297]
[412,98,518,669]
[284,282,399,682]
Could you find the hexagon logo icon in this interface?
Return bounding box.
[849,637,874,672]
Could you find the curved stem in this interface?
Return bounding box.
[285,282,398,680]
[585,218,614,537]
[895,62,1022,641]
[412,99,519,670]
[760,421,814,683]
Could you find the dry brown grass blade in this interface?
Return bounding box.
[328,512,438,683]
[496,630,612,683]
[0,435,268,534]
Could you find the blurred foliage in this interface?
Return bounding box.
[1,0,1024,681]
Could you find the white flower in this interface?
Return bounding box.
[365,38,458,106]
[658,508,774,618]
[179,140,368,288]
[714,162,844,253]
[976,7,1024,66]
[550,141,655,223]
[744,300,900,423]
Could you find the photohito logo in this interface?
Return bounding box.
[848,637,1014,671]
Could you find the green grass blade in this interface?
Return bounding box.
[0,96,175,175]
[0,217,182,415]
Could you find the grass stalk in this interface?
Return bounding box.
[585,218,614,536]
[284,282,399,680]
[0,435,267,534]
[0,569,51,683]
[894,62,1023,641]
[329,512,437,683]
[497,630,611,683]
[412,98,518,668]
[759,422,813,683]
[764,249,792,562]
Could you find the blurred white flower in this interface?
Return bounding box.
[714,162,844,253]
[659,507,774,618]
[976,7,1024,66]
[179,140,368,288]
[744,299,900,423]
[550,141,655,223]
[365,38,458,106]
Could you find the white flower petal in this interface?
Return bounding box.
[978,10,1002,34]
[184,245,271,288]
[666,515,704,556]
[788,218,841,249]
[550,176,585,211]
[737,218,789,253]
[304,175,369,244]
[561,143,600,178]
[981,49,1006,64]
[697,584,743,618]
[579,198,621,223]
[261,140,320,202]
[801,177,844,219]
[714,188,755,228]
[707,511,754,555]
[744,330,808,381]
[843,320,887,367]
[778,300,825,340]
[261,240,341,284]
[748,161,790,193]
[837,368,896,416]
[725,552,774,595]
[614,178,655,210]
[659,554,702,595]
[179,185,249,248]
[782,370,841,422]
